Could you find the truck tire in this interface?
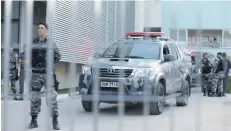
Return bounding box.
[176,80,190,106]
[81,96,100,112]
[82,100,93,112]
[149,82,165,115]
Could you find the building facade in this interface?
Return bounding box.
[1,1,135,89]
[161,1,231,49]
[136,1,231,56]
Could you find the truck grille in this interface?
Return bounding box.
[92,68,133,78]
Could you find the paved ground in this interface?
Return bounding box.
[1,87,231,131]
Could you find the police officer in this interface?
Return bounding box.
[222,52,231,96]
[29,22,61,130]
[10,48,19,100]
[2,48,19,100]
[211,52,225,97]
[201,53,212,96]
[18,52,25,100]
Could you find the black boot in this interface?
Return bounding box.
[217,92,222,97]
[203,92,206,96]
[13,93,17,100]
[52,117,60,130]
[29,115,38,129]
[203,89,207,96]
[17,94,23,100]
[208,92,216,97]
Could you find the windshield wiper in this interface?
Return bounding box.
[125,56,144,59]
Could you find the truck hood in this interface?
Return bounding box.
[90,58,162,68]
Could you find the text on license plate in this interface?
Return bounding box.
[101,82,119,87]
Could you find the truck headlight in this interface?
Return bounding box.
[81,65,91,75]
[132,68,156,77]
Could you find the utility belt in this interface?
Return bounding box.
[214,71,225,79]
[32,69,46,74]
[202,73,211,80]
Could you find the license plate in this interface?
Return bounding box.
[101,82,119,87]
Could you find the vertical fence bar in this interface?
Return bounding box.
[67,1,79,131]
[169,1,177,131]
[194,2,202,131]
[46,0,55,130]
[23,0,34,130]
[142,1,150,131]
[67,60,76,131]
[118,1,126,131]
[93,1,101,131]
[2,1,12,130]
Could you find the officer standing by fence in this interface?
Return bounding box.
[201,53,212,96]
[222,52,231,96]
[211,52,225,97]
[10,48,19,100]
[2,48,19,100]
[29,22,61,130]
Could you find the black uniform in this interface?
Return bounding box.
[201,58,212,96]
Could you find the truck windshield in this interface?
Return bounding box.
[102,42,161,59]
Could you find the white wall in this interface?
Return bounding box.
[161,1,231,37]
[143,1,161,28]
[135,1,161,31]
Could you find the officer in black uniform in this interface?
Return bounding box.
[29,22,61,130]
[201,53,212,96]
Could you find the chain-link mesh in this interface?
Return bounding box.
[1,0,231,131]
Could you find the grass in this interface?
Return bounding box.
[57,88,69,94]
[228,76,231,93]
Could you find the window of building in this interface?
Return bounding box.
[144,27,161,32]
[179,30,186,41]
[223,30,231,47]
[1,1,21,45]
[170,30,177,40]
[188,30,222,48]
[33,1,47,37]
[1,22,19,44]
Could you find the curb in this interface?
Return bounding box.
[57,94,69,100]
[57,92,80,100]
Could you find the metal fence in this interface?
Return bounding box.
[1,1,231,131]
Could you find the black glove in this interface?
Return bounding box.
[54,81,59,91]
[16,75,19,81]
